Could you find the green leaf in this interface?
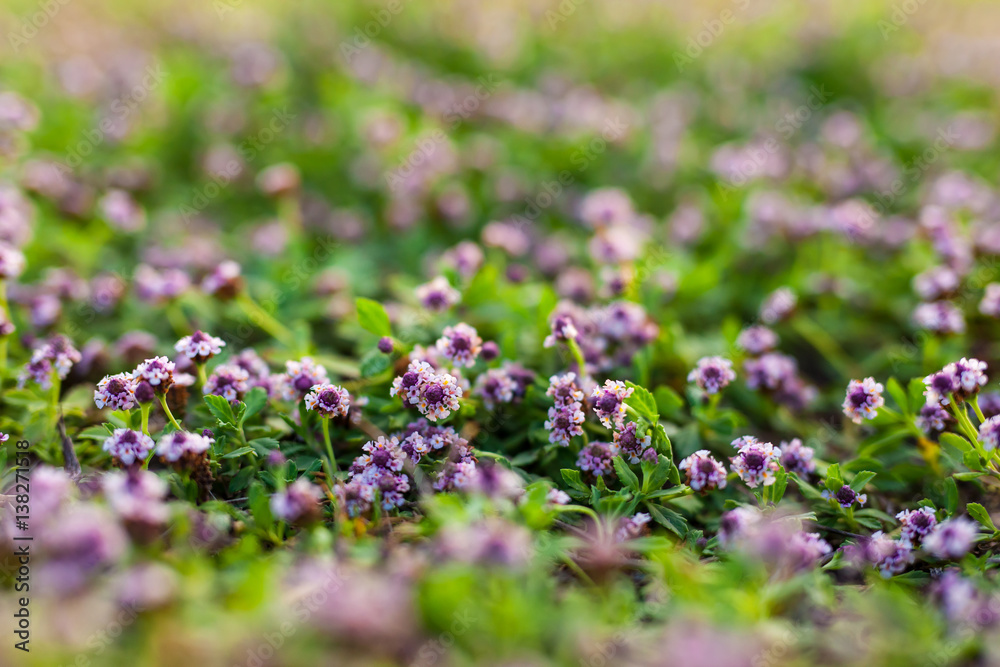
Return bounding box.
[790,473,825,500]
[356,297,391,336]
[967,503,997,532]
[772,468,788,503]
[653,386,684,419]
[642,455,673,494]
[228,467,255,493]
[613,456,640,493]
[940,432,974,453]
[359,349,391,378]
[240,387,269,424]
[624,382,659,422]
[222,446,255,459]
[945,477,959,515]
[643,501,687,537]
[849,471,876,493]
[561,469,589,493]
[885,377,909,414]
[963,450,985,472]
[954,472,986,481]
[824,463,843,492]
[204,394,237,426]
[248,481,274,530]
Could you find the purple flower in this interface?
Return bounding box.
[842,377,884,424]
[614,513,652,542]
[743,352,797,391]
[232,348,271,380]
[174,330,225,363]
[778,438,815,476]
[823,484,867,508]
[378,336,394,354]
[281,357,330,401]
[271,478,323,524]
[613,421,655,464]
[204,364,250,404]
[917,402,951,433]
[760,287,796,324]
[435,322,483,368]
[736,325,778,356]
[547,488,571,505]
[103,428,155,466]
[543,314,579,348]
[304,383,351,418]
[913,301,965,335]
[952,358,988,396]
[416,276,460,311]
[545,402,585,446]
[415,371,463,422]
[687,356,736,395]
[896,507,937,546]
[94,373,138,411]
[718,506,762,546]
[0,242,25,279]
[924,517,979,559]
[201,259,242,298]
[132,356,175,394]
[913,265,959,300]
[868,532,914,577]
[546,372,584,406]
[979,283,1000,317]
[474,367,517,410]
[978,415,1000,452]
[390,359,436,404]
[679,450,728,491]
[730,439,781,488]
[17,336,82,389]
[99,189,146,232]
[591,379,633,430]
[134,264,190,303]
[353,436,406,475]
[156,431,213,463]
[102,469,169,527]
[36,506,126,594]
[578,187,634,228]
[577,442,620,478]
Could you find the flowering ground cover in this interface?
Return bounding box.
[3,0,1000,665]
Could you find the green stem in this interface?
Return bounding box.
[140,403,152,435]
[565,338,587,376]
[972,396,987,426]
[553,504,602,526]
[196,363,208,389]
[950,400,981,446]
[236,293,295,347]
[158,395,182,430]
[321,417,338,476]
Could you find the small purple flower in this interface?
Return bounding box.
[743,352,798,391]
[778,438,816,476]
[896,507,937,546]
[843,377,884,424]
[204,364,250,404]
[687,356,736,395]
[353,436,406,475]
[614,512,652,542]
[99,189,146,232]
[0,242,25,279]
[102,469,169,525]
[416,276,460,311]
[613,421,655,464]
[391,360,436,404]
[378,336,394,354]
[103,428,155,466]
[718,506,762,546]
[201,259,242,298]
[232,348,271,380]
[436,322,483,368]
[577,442,620,478]
[416,371,463,422]
[679,450,728,491]
[760,287,796,324]
[547,488,571,505]
[869,532,914,577]
[281,357,330,401]
[304,383,351,418]
[736,325,778,356]
[924,517,979,559]
[822,484,867,508]
[913,265,959,300]
[547,372,584,406]
[474,367,517,410]
[730,440,781,488]
[174,330,225,363]
[271,478,322,524]
[917,402,951,433]
[543,314,579,348]
[591,379,633,430]
[156,431,213,463]
[480,340,499,361]
[94,373,138,411]
[924,368,960,407]
[334,478,376,517]
[913,301,965,335]
[979,283,1000,318]
[952,358,988,396]
[132,356,175,394]
[134,264,190,303]
[545,403,585,446]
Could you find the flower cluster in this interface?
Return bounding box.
[577,442,620,479]
[271,478,323,524]
[687,356,736,395]
[94,373,138,411]
[174,330,225,363]
[590,379,632,429]
[304,383,351,418]
[435,322,483,368]
[544,373,585,446]
[613,421,655,464]
[729,436,781,488]
[204,364,250,404]
[281,357,330,402]
[842,377,884,423]
[390,359,463,422]
[339,436,412,515]
[823,484,866,508]
[416,276,460,311]
[778,438,815,476]
[18,335,82,389]
[679,450,728,491]
[103,428,155,467]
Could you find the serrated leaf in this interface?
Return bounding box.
[624,382,659,422]
[824,463,843,492]
[222,446,255,459]
[849,471,876,493]
[940,432,974,453]
[204,394,237,426]
[228,467,255,494]
[643,501,687,537]
[613,456,640,493]
[240,387,269,425]
[642,455,673,494]
[356,297,391,336]
[561,469,588,493]
[360,350,391,378]
[967,503,997,532]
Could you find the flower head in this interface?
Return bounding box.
[103,428,155,467]
[917,402,951,433]
[416,276,460,311]
[822,484,867,508]
[0,242,25,279]
[730,439,781,488]
[687,356,736,395]
[896,507,937,546]
[913,301,965,335]
[778,438,815,476]
[156,431,213,463]
[94,373,138,411]
[613,421,655,464]
[474,367,518,411]
[736,325,778,356]
[979,283,1000,318]
[543,314,579,348]
[679,450,728,491]
[577,442,620,478]
[545,403,585,446]
[304,383,351,418]
[204,364,250,404]
[391,360,436,404]
[590,379,633,430]
[271,478,323,524]
[174,330,225,363]
[760,287,796,324]
[415,371,463,422]
[924,517,978,559]
[132,356,175,394]
[201,260,243,298]
[435,322,482,368]
[281,357,330,401]
[843,377,884,424]
[868,532,914,577]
